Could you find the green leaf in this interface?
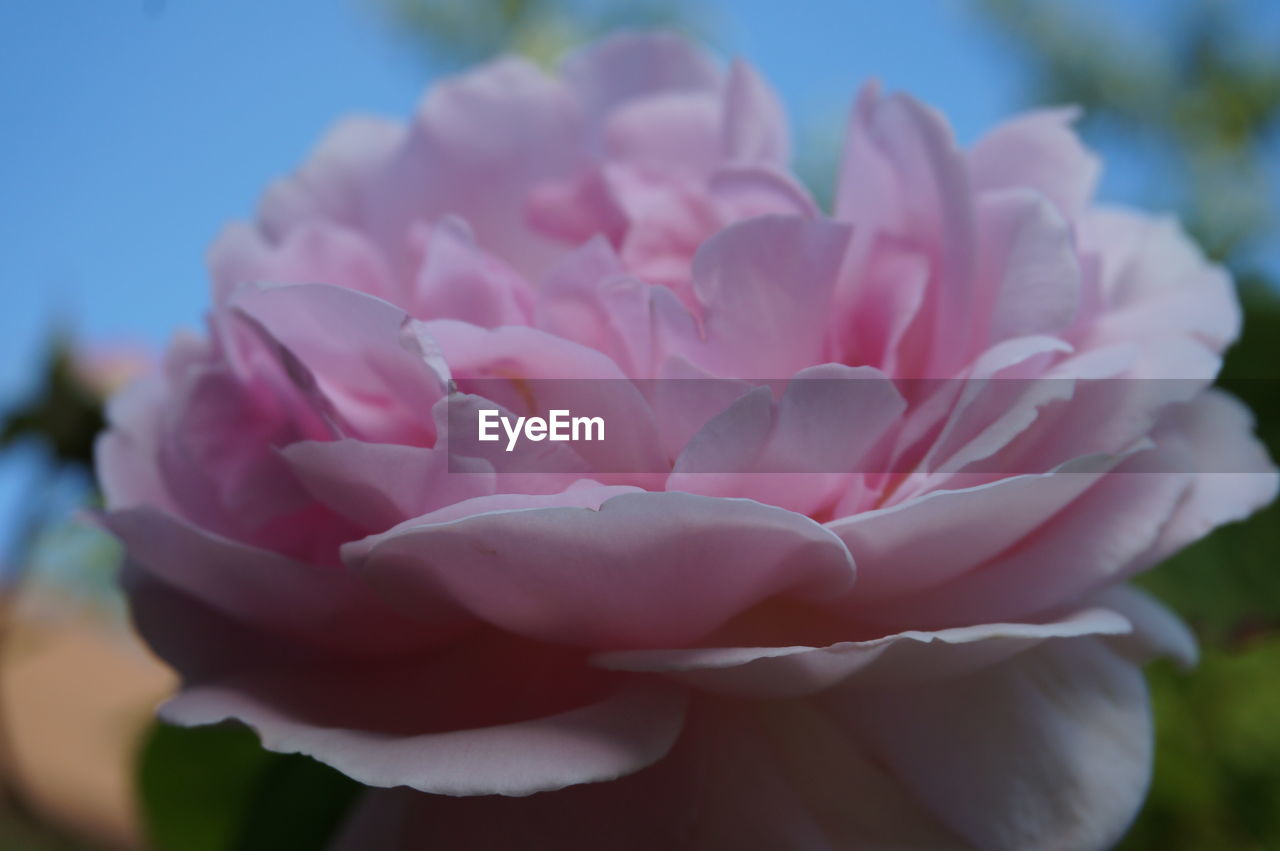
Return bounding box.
[137,722,362,851]
[229,749,363,851]
[137,723,275,851]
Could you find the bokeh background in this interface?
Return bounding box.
[1,1,1278,848]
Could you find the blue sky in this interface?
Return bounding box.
[1,0,1277,557]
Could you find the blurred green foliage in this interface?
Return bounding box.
[978,0,1280,260]
[0,341,104,471]
[137,723,361,851]
[0,812,97,851]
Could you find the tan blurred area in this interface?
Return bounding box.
[0,589,176,849]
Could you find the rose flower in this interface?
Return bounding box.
[97,33,1276,850]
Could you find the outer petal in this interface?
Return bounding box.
[344,491,856,649]
[1129,389,1279,571]
[331,693,966,851]
[96,374,177,514]
[161,669,687,797]
[103,507,449,656]
[827,454,1113,604]
[968,107,1100,216]
[123,563,314,682]
[592,605,1130,698]
[1078,209,1241,354]
[329,637,1151,851]
[861,450,1190,629]
[1090,584,1198,668]
[842,637,1151,851]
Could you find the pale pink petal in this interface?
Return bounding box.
[532,236,627,353]
[1090,584,1198,668]
[976,188,1081,345]
[832,241,929,374]
[864,451,1190,629]
[95,375,176,513]
[161,672,687,797]
[434,393,594,492]
[841,637,1151,851]
[838,85,977,375]
[722,59,790,165]
[912,335,1076,482]
[152,364,321,547]
[102,507,449,655]
[1129,390,1279,571]
[344,491,856,649]
[410,218,534,327]
[708,164,818,218]
[560,31,721,132]
[669,364,904,515]
[256,115,406,243]
[333,692,965,850]
[592,605,1130,698]
[827,454,1117,605]
[426,321,667,473]
[229,282,447,445]
[526,170,629,247]
[603,92,723,176]
[968,107,1100,216]
[1079,208,1241,353]
[378,482,641,527]
[208,220,397,306]
[381,58,586,276]
[674,216,850,377]
[281,439,495,532]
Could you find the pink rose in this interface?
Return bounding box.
[98,32,1276,850]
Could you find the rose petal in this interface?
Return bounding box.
[560,32,721,133]
[383,57,585,276]
[161,664,687,796]
[229,282,447,445]
[827,453,1115,604]
[592,604,1131,698]
[255,115,406,245]
[968,107,1100,216]
[344,491,856,649]
[722,59,789,165]
[675,216,850,378]
[103,507,448,655]
[281,439,495,532]
[1090,584,1198,668]
[841,637,1151,851]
